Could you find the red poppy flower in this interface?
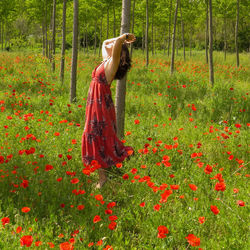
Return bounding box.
[185,234,200,246]
[204,164,213,174]
[20,235,33,247]
[139,202,145,207]
[189,184,198,191]
[122,174,129,180]
[237,200,245,207]
[153,204,161,211]
[45,164,53,171]
[35,241,42,246]
[96,240,103,246]
[1,217,10,226]
[77,205,85,210]
[108,221,117,230]
[215,182,226,191]
[170,185,179,190]
[59,242,74,250]
[107,202,116,209]
[16,226,22,233]
[210,205,220,215]
[48,242,55,248]
[199,217,205,224]
[134,119,140,124]
[160,189,172,203]
[157,225,169,238]
[93,215,101,223]
[109,215,118,221]
[21,207,30,213]
[70,178,79,184]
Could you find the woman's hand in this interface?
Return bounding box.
[124,33,136,44]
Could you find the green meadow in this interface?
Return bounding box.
[0,50,249,249]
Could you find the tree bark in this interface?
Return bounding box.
[208,0,214,85]
[170,0,179,75]
[151,3,154,56]
[235,0,240,67]
[167,0,173,57]
[180,0,185,61]
[115,0,131,138]
[189,29,192,57]
[99,16,103,57]
[1,21,4,51]
[224,15,227,61]
[130,0,136,58]
[45,0,48,58]
[51,0,56,72]
[70,0,78,103]
[42,22,45,56]
[113,0,116,37]
[60,0,67,83]
[146,0,149,66]
[205,0,208,63]
[142,20,145,53]
[94,19,97,55]
[107,5,109,39]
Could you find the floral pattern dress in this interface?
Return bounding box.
[82,61,134,168]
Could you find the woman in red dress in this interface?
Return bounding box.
[82,33,136,188]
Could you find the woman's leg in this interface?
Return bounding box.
[96,168,108,188]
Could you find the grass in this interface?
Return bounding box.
[0,49,249,249]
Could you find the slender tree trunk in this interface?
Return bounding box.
[1,21,4,51]
[163,25,167,55]
[168,0,173,57]
[208,0,214,85]
[94,19,97,55]
[115,0,131,138]
[130,0,136,58]
[45,0,48,58]
[107,6,109,39]
[151,4,154,56]
[224,15,227,61]
[42,22,45,56]
[70,0,78,103]
[189,29,192,57]
[180,0,185,61]
[60,0,67,83]
[142,21,145,53]
[235,0,240,67]
[51,0,56,72]
[176,23,179,56]
[154,27,157,55]
[170,0,179,75]
[146,0,149,66]
[99,16,103,57]
[113,0,116,37]
[86,24,88,54]
[205,0,208,63]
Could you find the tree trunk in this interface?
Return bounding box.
[205,0,208,63]
[208,0,214,85]
[115,0,131,138]
[235,0,240,67]
[94,19,97,55]
[86,25,88,54]
[45,0,48,58]
[176,23,179,56]
[142,21,145,53]
[1,21,4,51]
[60,0,67,83]
[151,3,154,56]
[170,0,179,75]
[130,0,136,58]
[113,0,116,37]
[70,0,78,103]
[99,16,103,57]
[107,6,109,39]
[42,22,45,56]
[51,0,56,72]
[223,15,226,61]
[167,0,173,57]
[146,0,149,66]
[189,30,192,57]
[180,0,185,61]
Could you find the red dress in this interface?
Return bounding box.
[82,61,133,168]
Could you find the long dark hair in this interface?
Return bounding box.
[114,44,131,80]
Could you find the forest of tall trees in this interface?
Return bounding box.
[0,0,249,56]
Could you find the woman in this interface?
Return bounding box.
[82,33,136,188]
